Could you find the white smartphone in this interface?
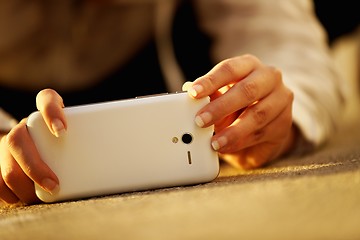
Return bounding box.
[26,92,219,203]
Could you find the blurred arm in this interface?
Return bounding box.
[194,0,346,150]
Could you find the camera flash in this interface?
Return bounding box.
[172,137,179,143]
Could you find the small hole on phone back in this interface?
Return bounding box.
[182,133,193,144]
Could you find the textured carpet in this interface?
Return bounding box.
[1,111,359,240]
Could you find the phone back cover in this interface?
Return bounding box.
[27,92,219,202]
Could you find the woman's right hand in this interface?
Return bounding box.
[0,89,66,205]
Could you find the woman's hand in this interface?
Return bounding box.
[0,89,66,204]
[183,55,296,169]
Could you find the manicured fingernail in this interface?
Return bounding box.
[182,81,193,91]
[211,136,227,151]
[52,118,65,138]
[188,84,203,98]
[41,178,60,195]
[195,112,212,127]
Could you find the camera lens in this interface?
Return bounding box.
[182,133,193,144]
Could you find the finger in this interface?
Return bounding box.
[36,88,67,137]
[6,120,59,195]
[242,116,297,170]
[219,141,280,170]
[0,169,20,204]
[0,136,20,204]
[194,65,282,128]
[0,151,39,204]
[210,88,242,131]
[218,106,294,170]
[223,103,293,154]
[186,55,261,98]
[0,181,19,204]
[212,87,293,152]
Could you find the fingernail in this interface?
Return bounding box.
[195,112,212,127]
[182,81,193,91]
[52,118,65,138]
[211,136,227,151]
[41,178,60,195]
[188,84,203,98]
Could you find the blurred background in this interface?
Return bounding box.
[313,0,360,124]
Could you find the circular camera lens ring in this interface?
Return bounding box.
[181,133,193,144]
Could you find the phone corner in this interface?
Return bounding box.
[205,157,221,182]
[26,111,42,127]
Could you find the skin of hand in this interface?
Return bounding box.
[183,54,296,169]
[0,54,295,205]
[0,89,66,205]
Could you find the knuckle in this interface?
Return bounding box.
[266,66,283,86]
[221,59,235,73]
[203,73,217,90]
[269,66,282,79]
[253,129,265,143]
[242,54,260,64]
[219,59,236,77]
[239,81,258,102]
[251,106,267,125]
[287,89,294,102]
[2,167,19,187]
[5,126,23,150]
